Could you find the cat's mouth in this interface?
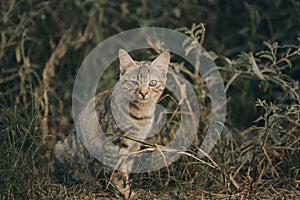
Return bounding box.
[138,99,151,103]
[130,95,151,104]
[136,98,151,103]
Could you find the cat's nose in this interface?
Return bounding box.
[139,86,149,98]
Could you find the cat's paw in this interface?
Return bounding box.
[115,185,135,200]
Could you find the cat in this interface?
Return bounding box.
[54,49,170,199]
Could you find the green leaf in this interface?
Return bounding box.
[270,126,281,145]
[250,52,265,80]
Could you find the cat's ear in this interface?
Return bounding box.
[151,52,170,75]
[119,49,137,75]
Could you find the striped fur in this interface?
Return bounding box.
[54,49,170,198]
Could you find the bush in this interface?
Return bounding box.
[1,0,299,199]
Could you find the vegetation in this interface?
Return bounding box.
[1,0,299,199]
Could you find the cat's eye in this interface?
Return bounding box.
[149,80,157,87]
[125,80,139,88]
[130,80,139,87]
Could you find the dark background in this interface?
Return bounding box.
[1,0,299,199]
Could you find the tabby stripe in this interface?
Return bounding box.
[129,102,140,110]
[121,126,139,133]
[129,113,152,120]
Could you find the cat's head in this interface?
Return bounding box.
[118,49,170,103]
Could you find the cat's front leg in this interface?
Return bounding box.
[111,170,133,199]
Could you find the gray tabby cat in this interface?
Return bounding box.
[54,49,170,199]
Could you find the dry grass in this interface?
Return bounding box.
[1,1,300,199]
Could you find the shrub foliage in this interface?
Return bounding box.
[1,0,299,199]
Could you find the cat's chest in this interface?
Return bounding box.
[128,103,155,136]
